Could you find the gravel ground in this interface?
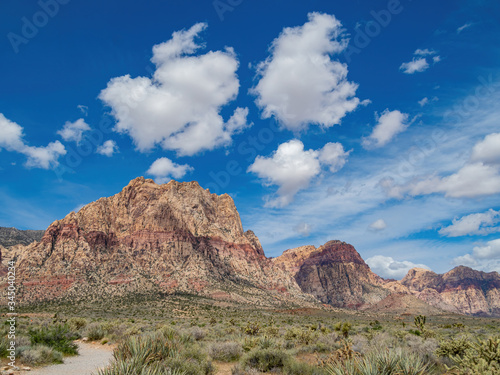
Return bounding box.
[24,342,114,375]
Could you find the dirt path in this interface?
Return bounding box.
[23,342,114,375]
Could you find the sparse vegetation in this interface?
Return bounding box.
[0,297,498,374]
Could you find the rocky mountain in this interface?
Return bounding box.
[273,241,389,309]
[3,177,499,317]
[0,227,43,248]
[11,177,309,305]
[400,266,500,316]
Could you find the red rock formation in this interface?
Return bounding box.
[273,241,389,309]
[400,266,500,316]
[12,177,306,305]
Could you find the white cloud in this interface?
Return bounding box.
[0,113,25,151]
[96,140,118,157]
[99,23,249,156]
[414,49,436,56]
[318,142,350,172]
[384,132,500,199]
[470,133,500,164]
[57,118,91,144]
[440,209,500,237]
[0,113,66,169]
[77,105,88,116]
[457,23,473,34]
[248,139,348,207]
[453,238,500,273]
[369,219,387,231]
[400,57,429,74]
[418,97,429,107]
[146,157,193,184]
[294,222,312,236]
[252,12,363,131]
[432,55,441,64]
[409,162,500,198]
[362,109,410,149]
[22,141,66,169]
[366,255,430,279]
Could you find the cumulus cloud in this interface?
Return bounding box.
[439,209,500,237]
[400,48,440,74]
[366,255,430,279]
[0,113,66,169]
[57,118,91,144]
[369,219,387,231]
[453,238,500,273]
[99,23,249,156]
[0,113,25,151]
[248,139,349,207]
[252,12,364,131]
[146,157,194,184]
[362,109,410,149]
[400,57,429,74]
[318,142,351,172]
[470,133,500,164]
[96,140,118,157]
[382,133,500,199]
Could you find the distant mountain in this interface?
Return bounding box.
[399,266,500,316]
[2,177,499,317]
[273,241,389,309]
[0,227,44,248]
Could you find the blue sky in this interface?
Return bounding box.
[1,0,500,278]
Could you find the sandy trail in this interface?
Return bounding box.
[24,342,114,375]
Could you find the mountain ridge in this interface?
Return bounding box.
[2,177,499,316]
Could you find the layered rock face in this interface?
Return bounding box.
[273,241,389,308]
[13,177,304,304]
[401,266,500,316]
[0,227,43,248]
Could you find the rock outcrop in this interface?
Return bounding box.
[12,177,307,305]
[401,266,500,316]
[273,241,389,309]
[0,227,43,248]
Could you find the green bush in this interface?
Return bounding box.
[19,344,63,365]
[86,322,106,341]
[325,348,431,375]
[436,337,471,358]
[209,341,241,362]
[28,324,79,355]
[241,348,290,372]
[68,317,88,331]
[447,336,500,375]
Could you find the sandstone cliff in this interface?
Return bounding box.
[12,177,307,305]
[400,266,500,316]
[273,241,389,309]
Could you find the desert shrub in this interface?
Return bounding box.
[325,347,431,375]
[447,336,500,375]
[86,322,105,341]
[188,327,206,341]
[436,336,471,358]
[28,323,78,355]
[100,331,213,375]
[242,337,259,352]
[284,358,322,375]
[68,317,88,331]
[244,322,260,336]
[242,348,290,372]
[19,344,63,365]
[406,335,439,362]
[209,341,242,361]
